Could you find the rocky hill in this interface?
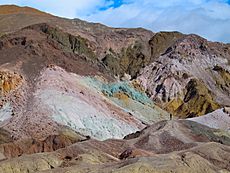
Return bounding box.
[0,5,229,173]
[138,34,230,117]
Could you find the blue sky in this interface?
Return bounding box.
[0,0,230,43]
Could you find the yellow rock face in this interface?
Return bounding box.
[165,97,184,115]
[113,92,130,106]
[165,79,220,118]
[131,80,145,92]
[0,71,23,95]
[213,65,230,94]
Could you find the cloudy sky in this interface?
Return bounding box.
[0,0,229,43]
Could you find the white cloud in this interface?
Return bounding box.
[0,0,229,43]
[0,0,112,18]
[83,0,230,43]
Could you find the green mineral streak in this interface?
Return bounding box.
[102,82,152,105]
[102,32,185,78]
[102,41,147,78]
[39,24,96,61]
[84,77,152,106]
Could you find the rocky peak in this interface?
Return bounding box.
[0,5,50,16]
[138,34,230,118]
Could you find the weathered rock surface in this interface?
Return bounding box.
[0,18,168,140]
[0,5,229,173]
[0,120,229,173]
[138,34,230,117]
[0,127,86,160]
[189,108,230,131]
[0,71,23,94]
[1,5,229,119]
[0,5,154,79]
[2,64,168,141]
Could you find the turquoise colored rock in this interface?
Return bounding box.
[84,77,152,106]
[102,82,152,106]
[83,77,169,124]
